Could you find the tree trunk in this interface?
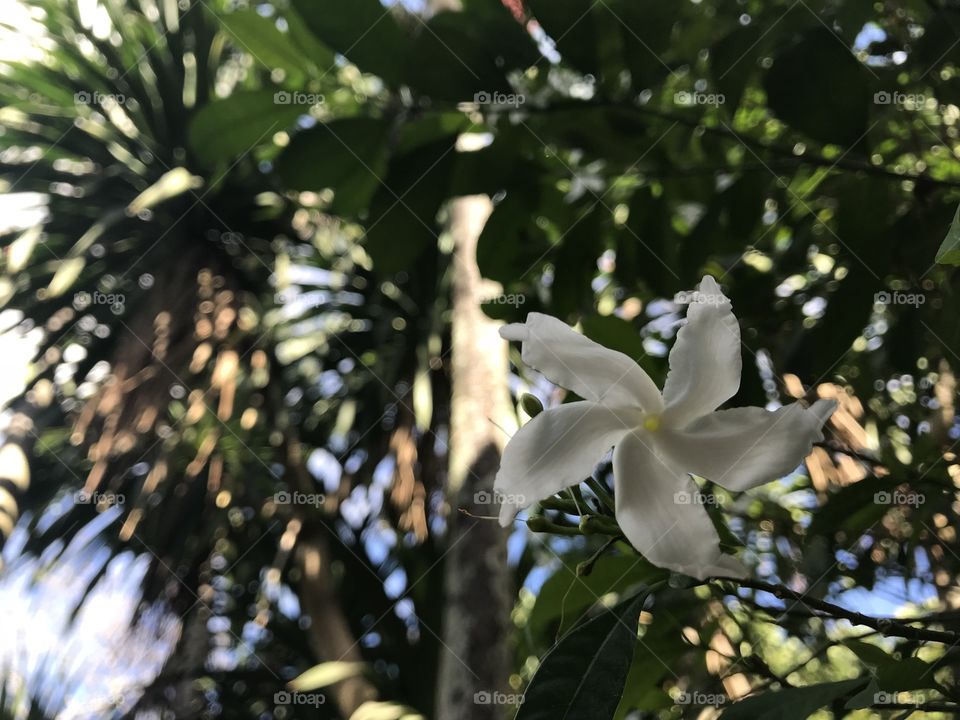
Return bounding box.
[281,415,380,718]
[435,193,515,718]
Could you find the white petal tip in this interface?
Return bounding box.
[709,554,749,579]
[698,274,726,295]
[499,323,528,342]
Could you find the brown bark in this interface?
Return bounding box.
[435,194,515,718]
[283,419,379,718]
[294,527,379,717]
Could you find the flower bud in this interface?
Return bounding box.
[526,516,552,532]
[520,393,544,417]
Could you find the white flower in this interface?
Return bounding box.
[495,275,837,580]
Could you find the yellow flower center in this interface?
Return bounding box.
[642,415,662,432]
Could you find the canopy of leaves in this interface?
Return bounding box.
[2,0,960,717]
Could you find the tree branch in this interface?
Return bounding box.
[713,577,960,644]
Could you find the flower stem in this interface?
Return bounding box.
[576,535,623,576]
[586,477,615,514]
[539,496,580,514]
[526,516,582,535]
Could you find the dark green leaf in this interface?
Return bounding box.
[406,11,517,101]
[711,26,763,113]
[290,0,407,84]
[763,28,871,146]
[188,90,302,168]
[580,316,645,363]
[721,679,867,719]
[525,0,599,76]
[527,554,663,641]
[218,9,312,84]
[517,591,648,720]
[274,117,392,216]
[935,203,960,265]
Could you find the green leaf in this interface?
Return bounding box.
[711,26,764,113]
[289,661,368,691]
[720,679,867,719]
[527,554,663,642]
[843,639,893,669]
[935,202,960,265]
[127,167,203,215]
[614,596,699,717]
[274,117,392,217]
[476,194,550,286]
[606,0,678,90]
[364,119,462,272]
[407,10,535,101]
[219,9,314,83]
[876,657,937,692]
[283,4,338,71]
[763,28,871,146]
[517,591,648,720]
[188,90,302,168]
[47,257,85,297]
[580,316,646,363]
[525,0,599,76]
[289,0,407,84]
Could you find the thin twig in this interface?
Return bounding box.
[713,577,960,645]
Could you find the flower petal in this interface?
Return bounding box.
[612,431,747,580]
[662,276,741,429]
[500,313,662,412]
[656,399,838,492]
[495,401,634,526]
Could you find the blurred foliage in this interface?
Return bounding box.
[2,0,960,717]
